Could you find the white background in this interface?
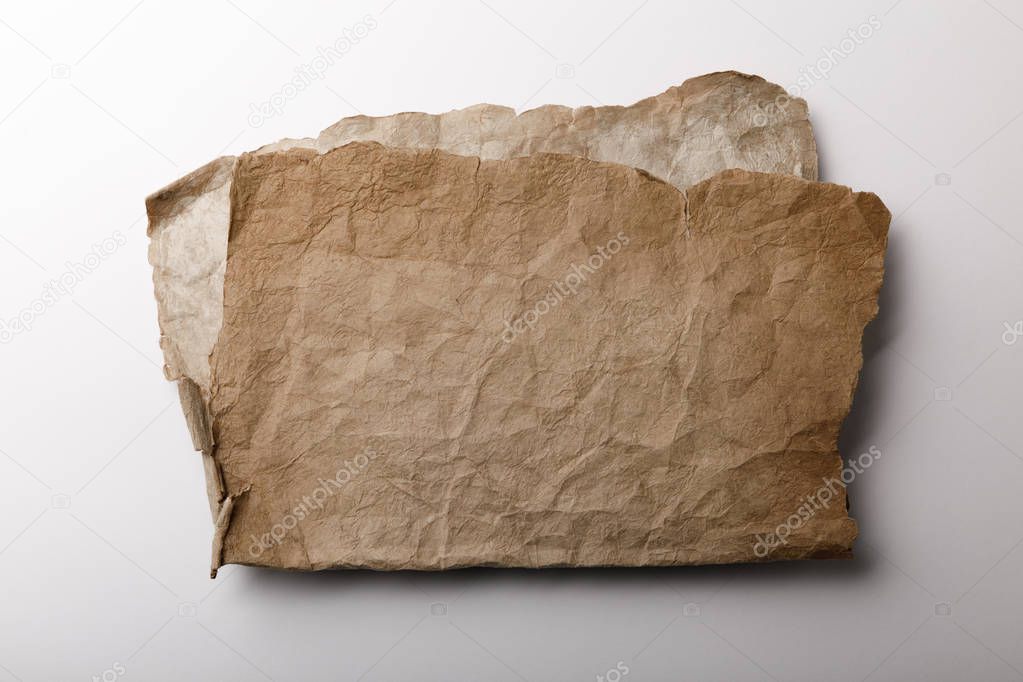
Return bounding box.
[2,1,1022,680]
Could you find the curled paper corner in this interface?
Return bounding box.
[210,488,249,578]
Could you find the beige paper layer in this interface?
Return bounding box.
[207,142,887,572]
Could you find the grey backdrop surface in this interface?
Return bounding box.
[1,1,1022,680]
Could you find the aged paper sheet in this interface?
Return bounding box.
[145,72,890,574]
[204,143,887,572]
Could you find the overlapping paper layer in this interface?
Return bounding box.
[148,71,817,402]
[145,71,887,573]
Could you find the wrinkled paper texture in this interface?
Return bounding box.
[148,71,817,402]
[206,143,887,572]
[145,71,891,574]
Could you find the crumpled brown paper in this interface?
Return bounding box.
[146,71,889,574]
[204,142,887,572]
